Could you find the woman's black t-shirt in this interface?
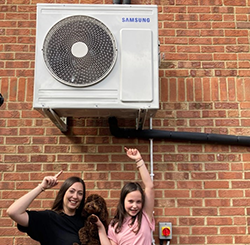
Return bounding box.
[18,210,84,245]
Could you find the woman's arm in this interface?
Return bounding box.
[7,170,62,227]
[125,147,155,221]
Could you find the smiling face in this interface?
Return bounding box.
[63,182,84,216]
[124,190,143,217]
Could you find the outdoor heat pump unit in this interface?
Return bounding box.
[33,4,159,131]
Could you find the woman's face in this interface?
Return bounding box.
[124,190,142,217]
[63,182,84,216]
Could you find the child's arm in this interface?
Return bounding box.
[93,215,113,245]
[125,147,154,221]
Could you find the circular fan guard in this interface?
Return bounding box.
[43,15,117,87]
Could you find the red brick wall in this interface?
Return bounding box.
[1,0,250,244]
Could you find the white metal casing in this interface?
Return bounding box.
[33,4,159,118]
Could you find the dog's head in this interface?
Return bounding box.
[82,194,109,224]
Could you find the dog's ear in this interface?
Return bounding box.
[86,194,93,203]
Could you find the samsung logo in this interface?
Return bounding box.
[122,17,150,23]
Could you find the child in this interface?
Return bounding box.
[97,147,155,245]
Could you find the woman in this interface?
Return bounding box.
[97,147,155,245]
[7,170,85,245]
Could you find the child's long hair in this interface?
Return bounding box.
[51,176,86,216]
[110,182,145,234]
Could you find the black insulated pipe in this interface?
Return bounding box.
[0,93,4,107]
[108,117,250,146]
[113,0,131,4]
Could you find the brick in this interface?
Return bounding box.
[207,236,233,244]
[207,217,232,225]
[180,236,206,244]
[224,0,247,6]
[192,226,217,234]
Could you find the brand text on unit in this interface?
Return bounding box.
[121,17,150,23]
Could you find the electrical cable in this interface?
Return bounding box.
[160,240,171,245]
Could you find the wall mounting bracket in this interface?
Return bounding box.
[136,109,148,130]
[42,108,67,132]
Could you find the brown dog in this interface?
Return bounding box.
[77,194,109,245]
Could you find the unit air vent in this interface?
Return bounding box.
[43,15,117,87]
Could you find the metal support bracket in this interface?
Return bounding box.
[136,109,148,130]
[42,108,68,132]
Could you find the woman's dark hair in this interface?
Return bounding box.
[51,176,85,215]
[111,182,145,234]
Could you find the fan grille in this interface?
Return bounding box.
[43,15,117,87]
